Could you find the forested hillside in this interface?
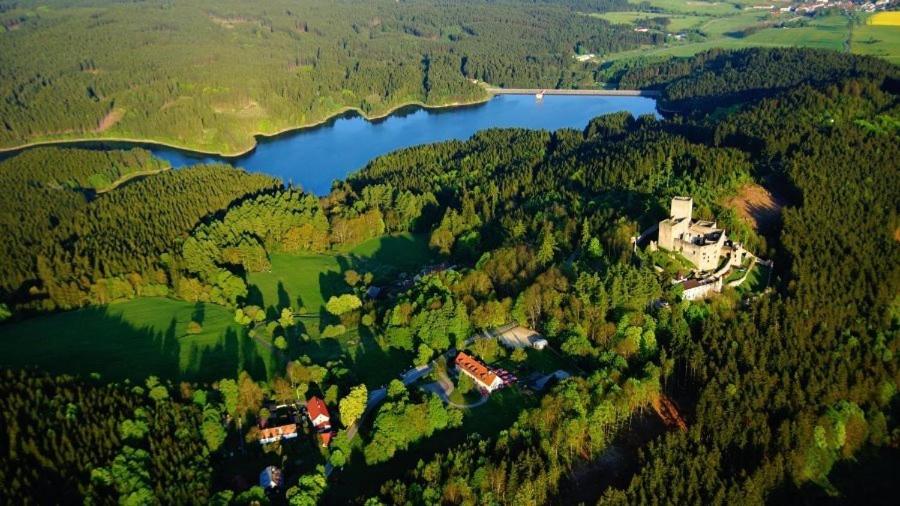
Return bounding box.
[0,47,897,504]
[0,0,653,154]
[0,148,278,311]
[0,369,213,504]
[617,47,899,112]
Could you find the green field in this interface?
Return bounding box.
[0,297,275,382]
[247,232,433,317]
[590,11,711,32]
[737,263,771,294]
[600,12,849,66]
[852,15,900,64]
[0,233,433,385]
[626,0,746,16]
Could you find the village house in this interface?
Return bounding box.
[259,466,283,489]
[307,396,331,428]
[455,351,503,392]
[258,423,298,445]
[306,396,333,447]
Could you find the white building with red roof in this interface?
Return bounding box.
[455,351,503,392]
[306,396,331,429]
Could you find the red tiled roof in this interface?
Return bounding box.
[455,352,499,388]
[259,423,297,441]
[306,396,330,425]
[318,431,333,447]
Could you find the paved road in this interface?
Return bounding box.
[486,87,659,97]
[422,369,489,409]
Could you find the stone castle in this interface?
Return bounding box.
[657,196,729,272]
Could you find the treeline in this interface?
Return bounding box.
[0,148,278,311]
[617,47,899,111]
[0,0,657,153]
[0,369,212,504]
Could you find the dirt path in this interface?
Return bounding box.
[94,108,125,133]
[95,167,170,194]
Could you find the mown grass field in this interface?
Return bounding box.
[852,13,900,64]
[736,263,771,295]
[626,0,746,16]
[247,233,433,317]
[0,233,433,385]
[0,297,274,383]
[590,11,711,32]
[599,12,849,66]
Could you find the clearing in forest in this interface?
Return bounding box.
[726,183,784,233]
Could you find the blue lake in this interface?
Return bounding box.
[6,94,658,195]
[151,94,658,194]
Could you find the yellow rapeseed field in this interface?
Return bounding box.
[868,11,900,26]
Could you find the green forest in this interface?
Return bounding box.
[0,46,898,504]
[0,0,653,154]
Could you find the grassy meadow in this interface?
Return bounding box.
[593,2,897,72]
[0,233,433,385]
[0,297,270,383]
[852,12,900,64]
[246,233,433,317]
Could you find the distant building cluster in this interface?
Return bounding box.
[752,0,894,14]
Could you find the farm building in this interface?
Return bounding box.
[455,351,503,392]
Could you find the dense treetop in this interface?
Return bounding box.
[617,47,900,111]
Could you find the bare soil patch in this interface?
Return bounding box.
[727,183,785,233]
[95,108,125,133]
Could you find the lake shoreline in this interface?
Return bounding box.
[0,96,493,159]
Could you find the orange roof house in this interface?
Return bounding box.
[258,423,298,445]
[306,396,331,429]
[455,352,503,392]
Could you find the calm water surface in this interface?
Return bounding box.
[3,95,657,194]
[150,94,658,194]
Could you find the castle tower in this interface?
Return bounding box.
[670,196,693,220]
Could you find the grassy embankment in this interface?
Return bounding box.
[0,233,433,385]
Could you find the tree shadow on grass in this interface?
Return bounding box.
[346,331,413,387]
[0,302,276,384]
[334,234,436,285]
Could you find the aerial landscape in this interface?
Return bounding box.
[0,0,897,504]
